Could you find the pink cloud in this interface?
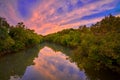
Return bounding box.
[20,47,86,80]
[0,0,119,35]
[23,0,115,35]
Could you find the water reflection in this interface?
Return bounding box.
[1,42,119,80]
[10,75,21,80]
[0,44,43,80]
[19,47,87,80]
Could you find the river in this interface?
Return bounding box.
[0,43,120,80]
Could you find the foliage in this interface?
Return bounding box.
[1,14,120,73]
[45,28,81,48]
[0,18,43,56]
[45,15,120,73]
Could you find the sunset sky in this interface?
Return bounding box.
[0,0,120,35]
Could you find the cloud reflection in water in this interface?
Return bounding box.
[14,46,87,80]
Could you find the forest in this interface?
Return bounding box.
[0,17,43,56]
[44,15,120,73]
[0,15,120,73]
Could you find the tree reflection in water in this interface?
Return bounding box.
[18,47,87,80]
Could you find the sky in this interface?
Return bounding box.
[0,0,120,35]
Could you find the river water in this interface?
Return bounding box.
[0,43,120,80]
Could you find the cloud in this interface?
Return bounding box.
[0,0,120,35]
[0,0,20,25]
[20,47,87,80]
[17,0,41,19]
[26,0,116,35]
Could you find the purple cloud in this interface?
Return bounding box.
[0,0,120,35]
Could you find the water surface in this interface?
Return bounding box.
[0,43,120,80]
[18,46,86,80]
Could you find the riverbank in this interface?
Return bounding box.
[44,15,120,73]
[0,15,120,74]
[1,42,120,80]
[0,17,43,56]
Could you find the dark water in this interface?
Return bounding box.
[0,43,120,80]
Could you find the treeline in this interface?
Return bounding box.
[1,15,120,73]
[44,15,120,73]
[0,17,43,56]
